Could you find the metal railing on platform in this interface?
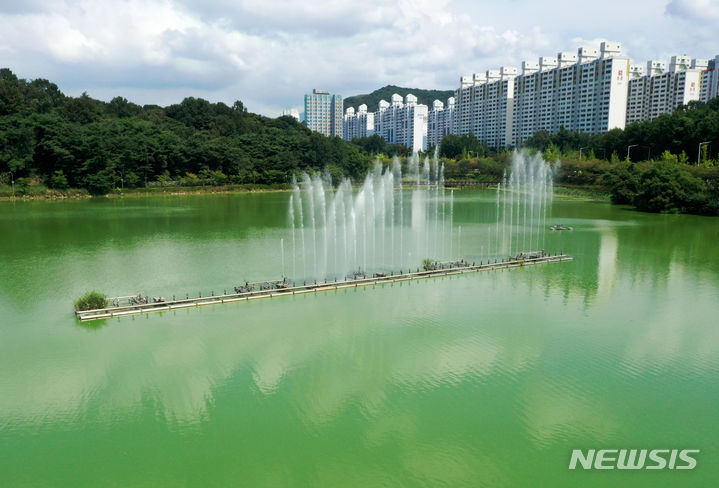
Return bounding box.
[75,253,573,322]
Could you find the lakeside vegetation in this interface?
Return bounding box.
[2,68,718,215]
[74,291,108,311]
[517,98,719,215]
[0,68,374,197]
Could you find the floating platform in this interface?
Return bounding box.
[75,253,573,322]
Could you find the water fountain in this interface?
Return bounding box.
[287,149,558,281]
[289,152,452,281]
[495,150,559,258]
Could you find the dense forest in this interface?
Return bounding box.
[343,85,454,111]
[0,68,373,195]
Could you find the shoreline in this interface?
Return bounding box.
[0,182,609,202]
[0,184,292,201]
[552,185,610,202]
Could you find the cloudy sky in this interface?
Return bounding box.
[0,0,716,116]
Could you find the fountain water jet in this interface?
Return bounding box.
[287,149,557,281]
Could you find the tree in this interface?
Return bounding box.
[61,92,103,124]
[544,143,561,162]
[634,162,703,213]
[439,133,489,159]
[351,134,387,155]
[85,168,115,195]
[523,130,552,152]
[106,96,142,118]
[602,162,638,204]
[165,97,214,130]
[660,150,678,165]
[0,68,24,116]
[48,170,69,190]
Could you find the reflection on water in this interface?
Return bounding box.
[596,225,618,301]
[1,192,718,486]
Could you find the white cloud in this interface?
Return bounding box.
[0,0,714,116]
[666,0,719,22]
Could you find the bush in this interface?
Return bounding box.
[48,170,69,190]
[74,291,108,311]
[634,162,704,213]
[85,170,114,195]
[602,162,639,204]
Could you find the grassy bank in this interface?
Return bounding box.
[0,182,290,200]
[553,185,610,202]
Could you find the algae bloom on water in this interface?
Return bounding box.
[74,291,108,311]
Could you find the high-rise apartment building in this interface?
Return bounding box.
[454,75,474,136]
[342,104,375,141]
[626,55,704,124]
[457,41,629,148]
[303,89,343,137]
[453,67,516,148]
[375,94,404,146]
[374,94,428,151]
[510,41,629,147]
[700,55,719,103]
[427,97,455,148]
[318,42,716,152]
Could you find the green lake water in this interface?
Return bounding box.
[1,191,717,487]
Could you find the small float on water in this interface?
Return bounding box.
[513,250,548,260]
[550,224,573,231]
[234,278,293,294]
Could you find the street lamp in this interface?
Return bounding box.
[9,170,14,199]
[698,141,711,165]
[579,147,590,159]
[626,144,638,160]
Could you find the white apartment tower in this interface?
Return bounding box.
[403,95,429,151]
[374,94,428,152]
[375,94,404,146]
[342,104,375,141]
[626,64,646,123]
[626,55,704,124]
[427,97,455,148]
[304,89,343,137]
[454,76,474,136]
[509,41,629,146]
[453,67,516,148]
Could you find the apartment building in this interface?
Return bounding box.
[342,104,375,141]
[700,55,719,103]
[303,89,343,137]
[626,55,704,124]
[457,41,629,148]
[427,97,455,148]
[512,42,629,146]
[374,94,428,151]
[453,66,516,148]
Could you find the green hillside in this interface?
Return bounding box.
[0,68,372,196]
[343,85,454,112]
